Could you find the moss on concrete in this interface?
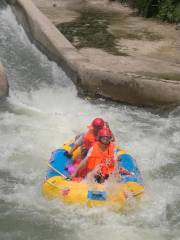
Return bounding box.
[57,7,162,56]
[57,8,128,56]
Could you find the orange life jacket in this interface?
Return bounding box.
[83,128,97,150]
[86,142,115,176]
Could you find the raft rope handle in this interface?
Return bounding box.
[47,162,67,179]
[133,189,144,197]
[46,179,66,191]
[46,179,144,197]
[46,177,84,190]
[46,179,89,190]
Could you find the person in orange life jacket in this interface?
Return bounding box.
[70,128,117,183]
[64,117,106,159]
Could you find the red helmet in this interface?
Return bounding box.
[91,118,104,128]
[98,128,112,138]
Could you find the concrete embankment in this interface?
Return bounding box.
[0,63,9,99]
[7,0,180,107]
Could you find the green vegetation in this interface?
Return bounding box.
[122,0,180,23]
[57,9,127,56]
[174,3,180,23]
[158,0,180,22]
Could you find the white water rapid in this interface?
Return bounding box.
[0,3,180,240]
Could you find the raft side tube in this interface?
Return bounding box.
[46,149,72,179]
[119,154,144,185]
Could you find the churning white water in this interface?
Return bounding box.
[0,3,180,240]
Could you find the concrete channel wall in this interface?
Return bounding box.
[7,0,180,107]
[0,63,9,99]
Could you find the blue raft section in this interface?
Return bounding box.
[46,148,144,186]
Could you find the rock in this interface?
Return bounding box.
[176,23,180,30]
[0,64,9,99]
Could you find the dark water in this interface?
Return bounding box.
[0,4,180,240]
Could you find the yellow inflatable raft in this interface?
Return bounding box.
[42,143,144,210]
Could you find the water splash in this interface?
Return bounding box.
[0,5,180,240]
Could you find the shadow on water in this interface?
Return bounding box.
[0,199,76,240]
[0,170,26,194]
[78,89,180,117]
[150,159,180,179]
[166,199,180,227]
[0,169,76,240]
[0,0,6,9]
